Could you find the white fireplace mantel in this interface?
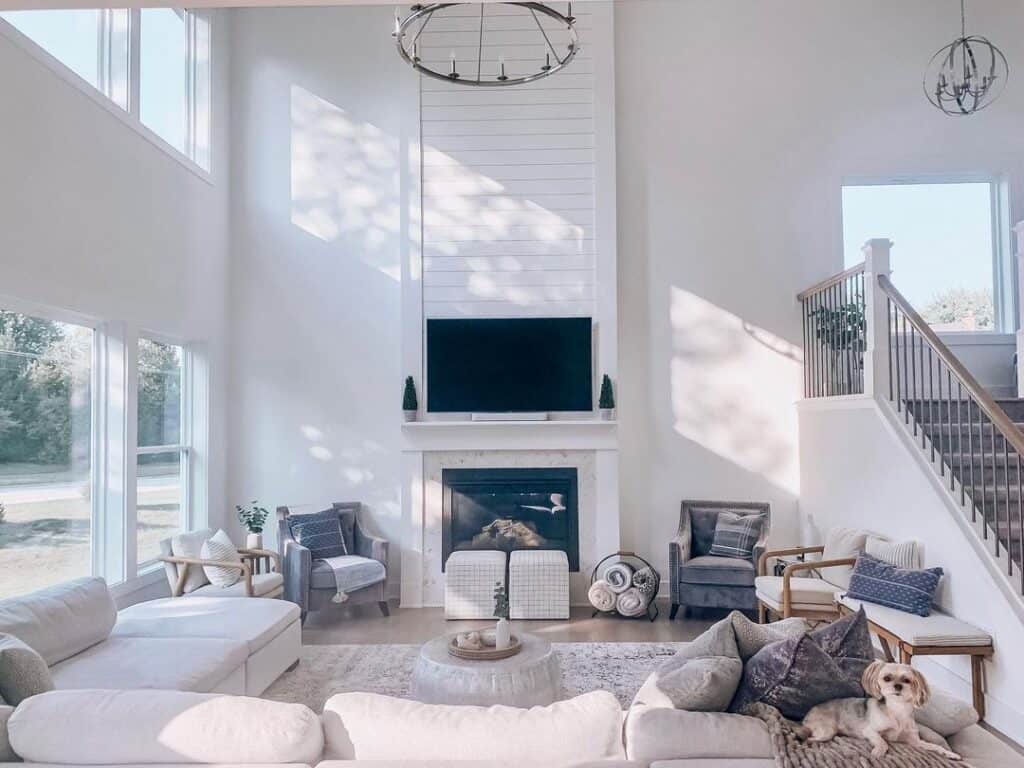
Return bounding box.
[401,420,618,453]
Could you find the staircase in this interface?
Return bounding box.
[797,238,1024,600]
[908,398,1024,571]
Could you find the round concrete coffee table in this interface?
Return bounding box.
[410,631,562,707]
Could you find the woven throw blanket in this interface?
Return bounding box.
[588,579,616,612]
[632,566,658,599]
[616,586,648,617]
[605,562,635,594]
[748,703,966,768]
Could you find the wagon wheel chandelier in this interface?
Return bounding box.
[394,3,580,87]
[924,0,1008,116]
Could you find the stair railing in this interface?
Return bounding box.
[796,263,867,398]
[879,273,1024,592]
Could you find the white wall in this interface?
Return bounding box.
[0,16,231,605]
[614,0,1024,577]
[227,6,414,593]
[800,399,1024,743]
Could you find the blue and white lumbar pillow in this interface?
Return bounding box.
[846,552,943,617]
[708,511,765,559]
[201,529,242,587]
[288,510,348,559]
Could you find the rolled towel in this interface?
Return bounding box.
[604,562,635,594]
[616,587,648,617]
[632,566,659,600]
[588,579,616,612]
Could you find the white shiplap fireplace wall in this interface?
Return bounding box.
[399,2,618,607]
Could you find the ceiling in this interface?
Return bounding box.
[1,0,600,9]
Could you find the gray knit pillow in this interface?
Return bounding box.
[0,634,54,705]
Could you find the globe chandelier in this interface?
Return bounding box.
[394,3,580,87]
[924,0,1008,116]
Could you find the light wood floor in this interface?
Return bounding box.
[302,598,719,645]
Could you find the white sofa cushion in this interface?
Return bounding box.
[0,577,116,665]
[624,704,771,762]
[189,573,283,598]
[49,637,248,692]
[114,596,300,655]
[754,575,838,607]
[322,691,626,762]
[8,689,323,765]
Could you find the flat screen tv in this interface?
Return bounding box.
[427,317,593,413]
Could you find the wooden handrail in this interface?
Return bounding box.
[877,273,1024,458]
[796,262,866,301]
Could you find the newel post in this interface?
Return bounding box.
[863,238,892,400]
[1016,223,1024,398]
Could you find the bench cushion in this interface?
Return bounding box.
[49,636,247,692]
[189,573,283,598]
[755,576,838,607]
[680,555,755,587]
[114,596,300,655]
[837,596,992,647]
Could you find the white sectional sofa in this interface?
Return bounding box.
[0,577,300,696]
[1,687,1021,768]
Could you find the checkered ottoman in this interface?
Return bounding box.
[444,550,507,620]
[509,550,570,620]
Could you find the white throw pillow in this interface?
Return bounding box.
[170,529,213,593]
[865,536,921,570]
[819,527,868,590]
[200,530,242,587]
[322,691,626,762]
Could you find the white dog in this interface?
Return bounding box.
[796,660,961,760]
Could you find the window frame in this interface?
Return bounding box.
[840,173,1014,335]
[0,294,102,590]
[0,8,213,180]
[133,331,193,575]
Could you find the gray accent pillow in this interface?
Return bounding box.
[915,687,979,736]
[0,634,54,705]
[639,617,743,711]
[729,611,808,660]
[730,610,872,719]
[0,705,16,762]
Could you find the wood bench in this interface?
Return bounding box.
[837,595,993,719]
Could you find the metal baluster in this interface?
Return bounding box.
[909,324,918,435]
[1018,452,1023,594]
[990,411,997,549]
[919,328,926,448]
[892,301,901,411]
[830,284,839,395]
[933,353,942,473]
[845,277,853,395]
[928,347,936,463]
[888,299,895,405]
[969,397,978,522]
[801,300,809,398]
[1003,433,1011,573]
[815,292,823,398]
[956,378,964,499]
[902,313,910,424]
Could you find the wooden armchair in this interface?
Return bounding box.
[755,545,856,622]
[158,529,283,598]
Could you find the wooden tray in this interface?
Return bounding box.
[448,634,522,661]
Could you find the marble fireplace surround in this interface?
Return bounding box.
[400,438,621,607]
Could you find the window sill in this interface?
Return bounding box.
[0,19,212,185]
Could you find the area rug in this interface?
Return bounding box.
[263,642,684,711]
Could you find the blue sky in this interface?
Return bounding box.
[842,182,995,309]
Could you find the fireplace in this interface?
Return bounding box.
[442,467,579,571]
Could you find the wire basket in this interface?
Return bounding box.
[589,551,660,622]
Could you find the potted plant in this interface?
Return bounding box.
[403,376,418,422]
[236,500,269,549]
[493,581,511,649]
[598,374,615,420]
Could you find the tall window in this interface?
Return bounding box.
[0,309,94,599]
[0,8,211,170]
[136,338,188,571]
[842,180,1005,332]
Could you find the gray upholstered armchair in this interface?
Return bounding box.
[277,502,390,623]
[669,500,770,620]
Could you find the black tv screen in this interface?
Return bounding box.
[427,318,593,413]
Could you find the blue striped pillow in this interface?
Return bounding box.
[846,552,943,617]
[288,510,348,559]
